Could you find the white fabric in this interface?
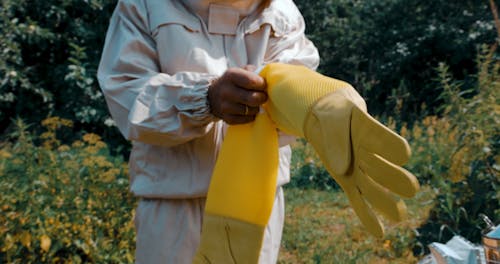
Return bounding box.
[428,236,485,264]
[135,187,285,263]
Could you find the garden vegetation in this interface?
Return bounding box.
[0,0,499,263]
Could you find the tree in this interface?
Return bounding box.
[295,0,497,119]
[0,0,122,149]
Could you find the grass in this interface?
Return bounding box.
[278,185,435,263]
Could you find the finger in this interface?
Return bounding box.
[244,105,260,116]
[352,106,411,165]
[232,104,259,116]
[226,68,266,91]
[225,87,267,107]
[242,64,257,72]
[355,169,408,222]
[343,185,385,238]
[242,91,268,107]
[223,114,256,125]
[220,101,260,116]
[359,148,420,198]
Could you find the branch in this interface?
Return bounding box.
[489,0,500,40]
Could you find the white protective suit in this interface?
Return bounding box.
[97,0,319,263]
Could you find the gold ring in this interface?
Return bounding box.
[244,105,249,115]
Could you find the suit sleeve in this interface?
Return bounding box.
[97,0,219,147]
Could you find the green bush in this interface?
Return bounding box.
[295,0,497,119]
[0,0,124,151]
[403,46,499,255]
[0,117,136,263]
[289,44,499,256]
[289,139,339,190]
[2,0,497,153]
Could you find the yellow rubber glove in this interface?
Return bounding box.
[193,112,279,264]
[194,63,420,264]
[260,63,420,237]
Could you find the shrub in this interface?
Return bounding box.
[0,0,125,151]
[0,117,135,263]
[403,46,499,255]
[295,0,497,120]
[289,139,339,190]
[2,0,498,154]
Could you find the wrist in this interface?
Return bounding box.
[207,78,222,119]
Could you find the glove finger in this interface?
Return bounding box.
[359,148,420,198]
[355,169,408,222]
[343,185,385,238]
[352,106,411,165]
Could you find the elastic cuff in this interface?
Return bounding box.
[189,82,220,123]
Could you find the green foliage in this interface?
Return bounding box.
[2,0,498,152]
[1,0,499,261]
[288,44,499,257]
[289,139,338,190]
[295,0,497,119]
[0,0,124,151]
[0,117,135,263]
[402,46,499,254]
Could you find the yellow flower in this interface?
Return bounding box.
[72,140,84,148]
[19,217,28,225]
[400,125,408,138]
[57,145,70,152]
[0,149,12,159]
[122,163,129,176]
[60,118,74,127]
[386,116,396,130]
[74,197,83,208]
[426,126,435,137]
[102,168,120,183]
[83,156,113,168]
[20,231,32,249]
[84,145,100,154]
[40,234,51,252]
[41,117,60,130]
[449,147,469,182]
[3,234,14,251]
[383,239,391,250]
[94,141,107,149]
[412,125,422,140]
[422,116,432,127]
[448,129,457,141]
[83,133,102,144]
[40,131,55,140]
[41,117,73,131]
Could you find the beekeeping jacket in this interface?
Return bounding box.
[97,0,319,199]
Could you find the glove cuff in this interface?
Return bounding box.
[193,213,265,264]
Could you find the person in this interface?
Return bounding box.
[97,0,319,263]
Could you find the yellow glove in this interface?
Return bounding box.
[194,63,420,264]
[193,112,279,264]
[260,63,420,237]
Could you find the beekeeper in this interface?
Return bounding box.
[97,0,319,263]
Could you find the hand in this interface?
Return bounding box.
[304,91,419,237]
[208,67,267,124]
[258,63,419,237]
